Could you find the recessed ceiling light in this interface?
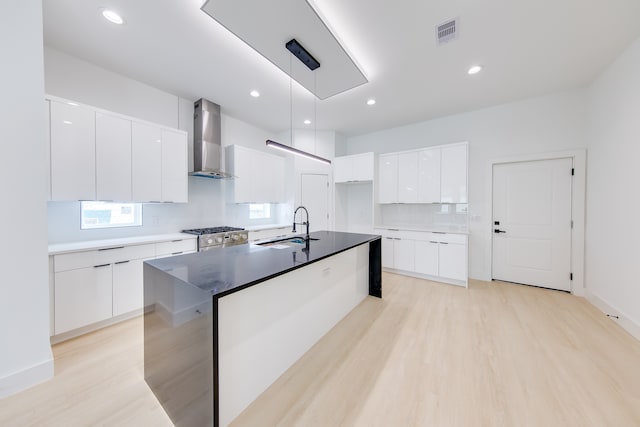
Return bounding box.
[101,9,124,25]
[303,119,311,125]
[367,99,376,106]
[467,65,483,75]
[250,90,260,98]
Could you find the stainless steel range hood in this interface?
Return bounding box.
[191,98,232,179]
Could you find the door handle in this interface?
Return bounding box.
[494,229,507,234]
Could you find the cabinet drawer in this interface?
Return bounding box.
[54,243,156,272]
[249,227,290,242]
[427,233,467,245]
[54,249,115,272]
[156,239,197,256]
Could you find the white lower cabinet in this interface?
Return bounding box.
[381,237,395,268]
[378,229,468,286]
[393,238,415,271]
[415,240,439,276]
[51,237,196,339]
[54,265,113,335]
[439,242,467,281]
[112,257,153,317]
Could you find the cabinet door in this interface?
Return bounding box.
[113,258,149,316]
[418,148,441,203]
[270,154,286,202]
[132,122,162,202]
[352,152,374,181]
[398,152,418,203]
[441,145,467,203]
[45,100,51,201]
[333,156,352,183]
[161,129,188,203]
[50,101,96,201]
[378,154,398,203]
[393,238,415,271]
[415,240,439,276]
[228,145,254,203]
[381,237,395,268]
[96,113,132,202]
[439,242,467,281]
[54,265,112,334]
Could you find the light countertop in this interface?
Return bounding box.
[374,225,469,235]
[48,233,197,255]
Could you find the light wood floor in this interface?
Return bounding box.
[1,273,639,426]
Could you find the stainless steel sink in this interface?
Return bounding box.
[257,236,319,247]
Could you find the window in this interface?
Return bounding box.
[249,203,271,220]
[81,201,143,229]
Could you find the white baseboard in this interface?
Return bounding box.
[0,358,54,399]
[586,291,640,342]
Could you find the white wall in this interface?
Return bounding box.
[44,48,293,243]
[0,1,54,397]
[344,90,588,280]
[586,36,640,332]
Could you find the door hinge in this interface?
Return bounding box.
[570,273,573,281]
[571,168,575,176]
[571,220,574,229]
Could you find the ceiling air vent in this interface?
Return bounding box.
[436,18,457,44]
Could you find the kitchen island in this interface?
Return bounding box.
[143,230,381,427]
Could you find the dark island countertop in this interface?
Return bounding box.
[145,230,381,298]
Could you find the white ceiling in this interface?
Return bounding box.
[43,0,640,137]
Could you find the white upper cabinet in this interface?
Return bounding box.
[398,152,418,203]
[378,153,398,203]
[96,113,132,202]
[50,100,96,201]
[45,100,51,201]
[376,143,467,204]
[47,97,188,203]
[417,148,441,203]
[334,152,374,183]
[333,156,351,183]
[226,145,286,203]
[132,122,162,202]
[440,144,467,203]
[161,129,188,203]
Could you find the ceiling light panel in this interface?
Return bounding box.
[200,0,368,99]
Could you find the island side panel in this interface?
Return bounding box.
[143,263,214,427]
[369,237,382,297]
[216,244,370,427]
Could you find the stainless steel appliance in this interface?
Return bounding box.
[191,98,232,179]
[182,226,248,251]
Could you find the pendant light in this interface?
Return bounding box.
[266,39,331,165]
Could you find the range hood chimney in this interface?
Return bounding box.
[191,98,231,179]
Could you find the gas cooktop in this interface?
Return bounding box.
[182,226,244,235]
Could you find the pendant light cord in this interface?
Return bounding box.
[290,54,293,148]
[314,71,317,154]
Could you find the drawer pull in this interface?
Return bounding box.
[93,263,110,268]
[432,232,446,234]
[172,251,183,255]
[429,241,438,244]
[172,239,182,242]
[98,246,124,251]
[388,228,399,231]
[115,260,130,265]
[394,238,401,240]
[440,242,449,245]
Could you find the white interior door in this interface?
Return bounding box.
[492,158,572,291]
[300,173,329,232]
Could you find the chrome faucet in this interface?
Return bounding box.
[292,206,310,240]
